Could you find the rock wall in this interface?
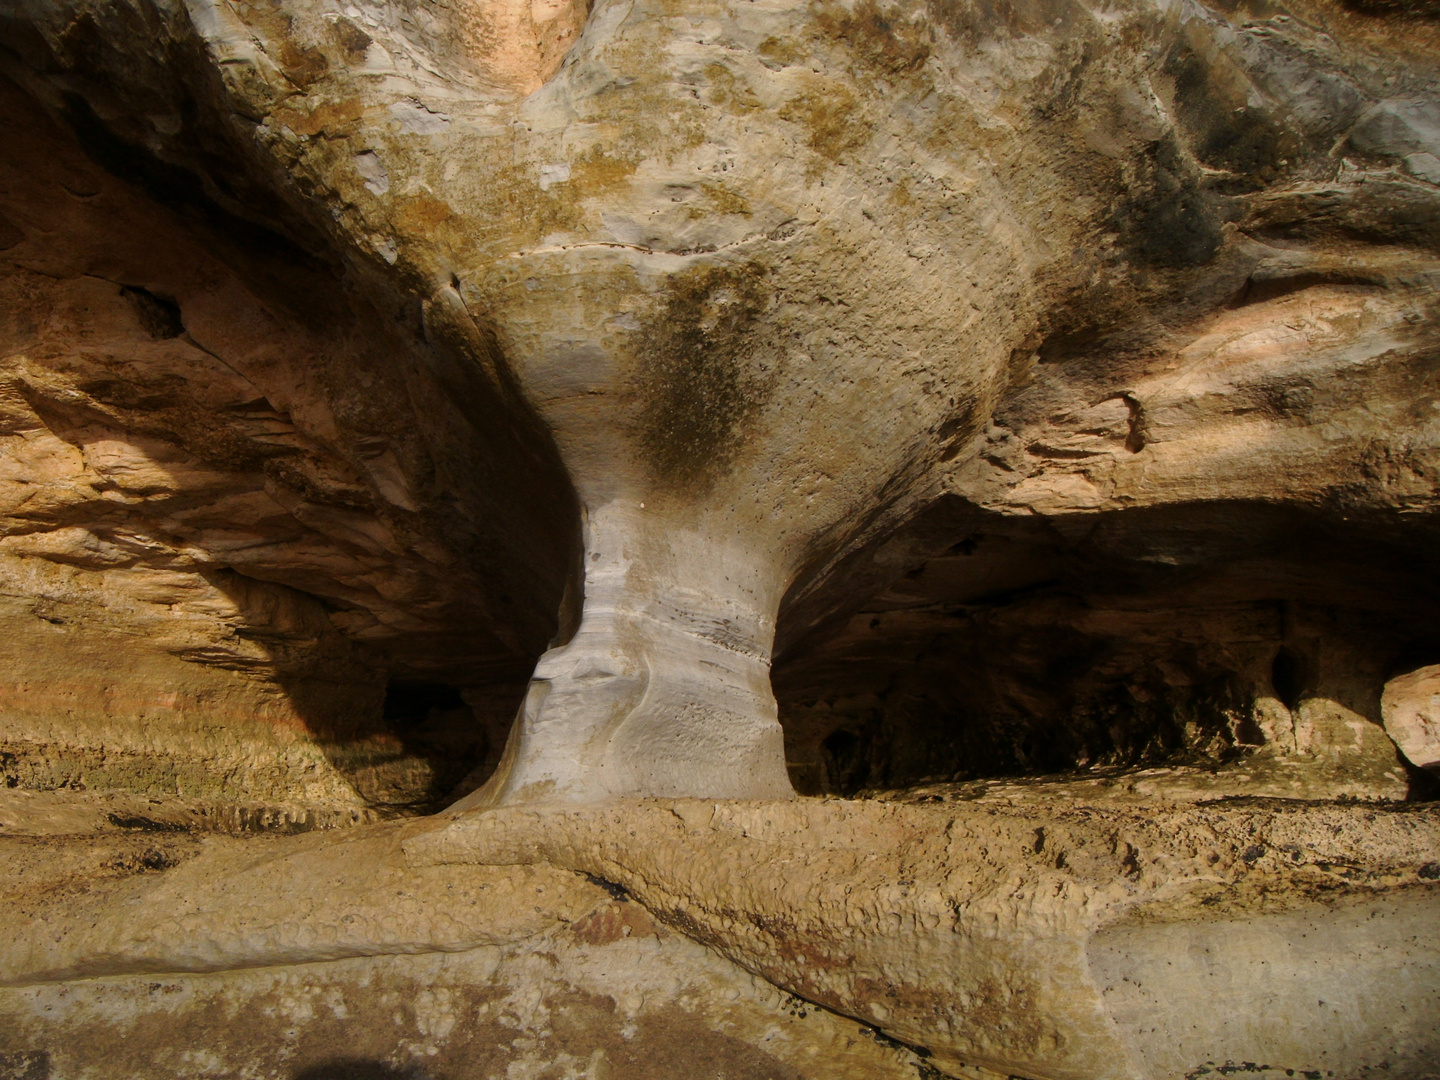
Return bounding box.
[2,0,1439,809]
[0,57,575,810]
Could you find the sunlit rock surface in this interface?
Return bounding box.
[1385,664,1440,771]
[1,0,1439,1074]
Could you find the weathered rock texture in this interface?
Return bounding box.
[3,0,1440,807]
[2,0,1440,1074]
[0,797,931,1080]
[3,793,1438,1078]
[0,48,575,812]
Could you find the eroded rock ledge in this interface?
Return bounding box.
[2,793,1437,1078]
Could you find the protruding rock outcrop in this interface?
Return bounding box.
[1385,664,1440,772]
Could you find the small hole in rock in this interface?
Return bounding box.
[121,285,185,339]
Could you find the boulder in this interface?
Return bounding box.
[1384,664,1440,772]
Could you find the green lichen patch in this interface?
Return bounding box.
[634,263,775,490]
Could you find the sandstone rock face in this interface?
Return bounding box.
[0,49,576,812]
[1,0,1438,808]
[1,0,1439,1075]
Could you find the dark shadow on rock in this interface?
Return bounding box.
[190,568,532,815]
[0,69,577,820]
[0,1050,50,1080]
[776,495,1440,795]
[294,1061,440,1080]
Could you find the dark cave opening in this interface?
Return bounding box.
[382,681,468,727]
[361,677,537,811]
[328,679,501,812]
[1269,646,1308,714]
[774,497,1440,798]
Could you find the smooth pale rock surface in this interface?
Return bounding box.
[1384,665,1440,771]
[1090,891,1440,1079]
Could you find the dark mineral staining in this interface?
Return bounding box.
[0,1051,50,1080]
[927,0,1079,46]
[1162,43,1294,184]
[328,17,373,59]
[815,1,935,75]
[294,1062,438,1080]
[1342,0,1440,16]
[634,263,774,489]
[106,812,185,833]
[1110,135,1225,269]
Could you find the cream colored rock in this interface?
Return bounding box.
[188,0,1440,804]
[0,809,924,1080]
[406,797,1440,1079]
[0,928,926,1080]
[0,2,1439,1074]
[459,499,795,807]
[1384,665,1440,772]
